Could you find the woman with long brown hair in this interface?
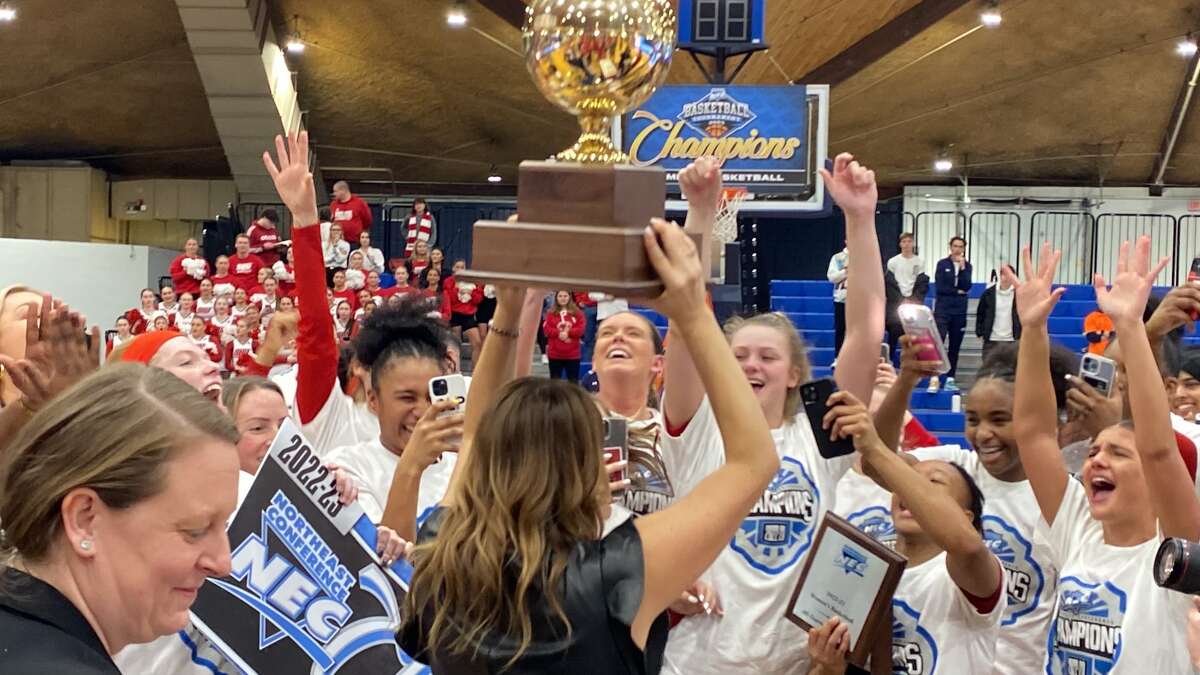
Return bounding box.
[398,215,778,672]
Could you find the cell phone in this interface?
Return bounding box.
[428,374,467,419]
[1079,354,1116,398]
[880,342,890,362]
[799,378,856,459]
[603,417,628,487]
[1189,257,1200,320]
[897,304,952,375]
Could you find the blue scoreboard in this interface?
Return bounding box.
[678,0,767,53]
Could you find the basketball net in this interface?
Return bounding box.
[712,187,747,284]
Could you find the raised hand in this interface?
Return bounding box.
[1093,236,1169,327]
[818,153,877,223]
[1146,284,1200,341]
[262,131,318,227]
[1005,245,1066,327]
[823,390,884,454]
[897,334,943,383]
[397,401,465,475]
[641,218,706,325]
[678,156,723,216]
[1,295,99,411]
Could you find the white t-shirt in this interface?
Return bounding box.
[835,467,897,549]
[660,398,856,675]
[1041,477,1192,674]
[888,253,925,298]
[300,380,381,456]
[912,445,1058,675]
[618,409,676,517]
[989,286,1017,342]
[891,552,1006,674]
[325,438,456,524]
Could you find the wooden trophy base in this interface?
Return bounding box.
[457,160,670,295]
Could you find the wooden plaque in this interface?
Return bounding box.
[786,512,907,670]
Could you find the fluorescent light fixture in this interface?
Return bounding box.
[980,10,1001,27]
[0,4,16,21]
[934,158,954,172]
[1178,40,1199,57]
[447,6,467,27]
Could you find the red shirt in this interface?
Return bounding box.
[169,254,208,295]
[247,223,282,267]
[443,276,483,317]
[329,196,373,243]
[274,263,296,297]
[229,253,265,290]
[543,308,586,360]
[331,287,358,313]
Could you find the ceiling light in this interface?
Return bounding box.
[487,166,502,183]
[447,1,467,27]
[1179,40,1199,57]
[934,158,954,172]
[285,15,304,53]
[0,3,16,22]
[980,10,1001,27]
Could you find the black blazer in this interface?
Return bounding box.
[0,569,119,674]
[975,285,1022,340]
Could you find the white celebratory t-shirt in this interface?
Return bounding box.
[618,409,676,517]
[835,466,897,549]
[910,445,1059,675]
[659,398,856,675]
[891,552,1006,674]
[325,438,455,525]
[1041,477,1192,674]
[301,380,381,456]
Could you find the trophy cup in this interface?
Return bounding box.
[457,0,678,295]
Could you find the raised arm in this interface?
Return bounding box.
[662,158,722,427]
[1008,249,1071,524]
[1095,237,1200,540]
[632,218,778,644]
[833,392,1000,597]
[822,154,885,405]
[872,336,940,454]
[262,133,337,426]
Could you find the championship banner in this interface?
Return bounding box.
[623,85,811,194]
[191,419,429,674]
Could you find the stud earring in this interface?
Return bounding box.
[80,539,92,551]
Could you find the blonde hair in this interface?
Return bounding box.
[406,377,605,667]
[0,364,237,565]
[723,312,812,418]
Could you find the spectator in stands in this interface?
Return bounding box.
[244,304,265,339]
[277,295,295,313]
[1084,307,1115,355]
[931,235,972,393]
[330,180,372,244]
[403,198,435,257]
[976,265,1021,363]
[209,297,235,344]
[324,223,351,283]
[231,287,251,319]
[107,316,134,357]
[229,234,265,291]
[574,292,599,362]
[252,277,279,316]
[210,255,236,298]
[150,315,170,333]
[330,269,357,313]
[158,285,178,315]
[273,246,296,297]
[168,238,208,296]
[126,289,164,335]
[543,290,585,382]
[409,240,432,281]
[246,208,282,266]
[429,247,446,277]
[0,365,238,672]
[188,316,222,363]
[826,242,849,355]
[885,231,928,364]
[358,231,385,275]
[475,284,497,341]
[1175,349,1200,422]
[334,301,354,342]
[345,250,367,290]
[445,260,484,365]
[195,279,216,320]
[173,292,196,329]
[354,289,376,318]
[365,270,392,304]
[225,317,257,375]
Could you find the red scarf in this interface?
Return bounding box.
[404,212,434,255]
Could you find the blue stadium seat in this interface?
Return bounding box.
[935,432,969,449]
[1059,285,1094,301]
[811,366,832,380]
[1050,335,1089,352]
[800,330,835,348]
[787,312,834,330]
[771,296,834,313]
[1047,316,1083,334]
[771,280,832,297]
[910,390,955,410]
[808,348,836,367]
[914,410,965,433]
[1049,301,1095,318]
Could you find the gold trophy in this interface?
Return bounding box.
[458,0,678,295]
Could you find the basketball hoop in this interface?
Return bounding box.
[713,187,749,245]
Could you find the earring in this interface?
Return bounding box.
[80,539,93,551]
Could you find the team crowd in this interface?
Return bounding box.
[2,133,1200,674]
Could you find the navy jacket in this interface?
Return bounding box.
[934,256,972,316]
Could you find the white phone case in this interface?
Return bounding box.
[896,304,952,375]
[429,374,467,419]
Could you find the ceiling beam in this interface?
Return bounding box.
[1149,47,1200,192]
[475,0,526,29]
[794,0,973,87]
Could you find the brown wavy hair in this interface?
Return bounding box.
[405,377,606,668]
